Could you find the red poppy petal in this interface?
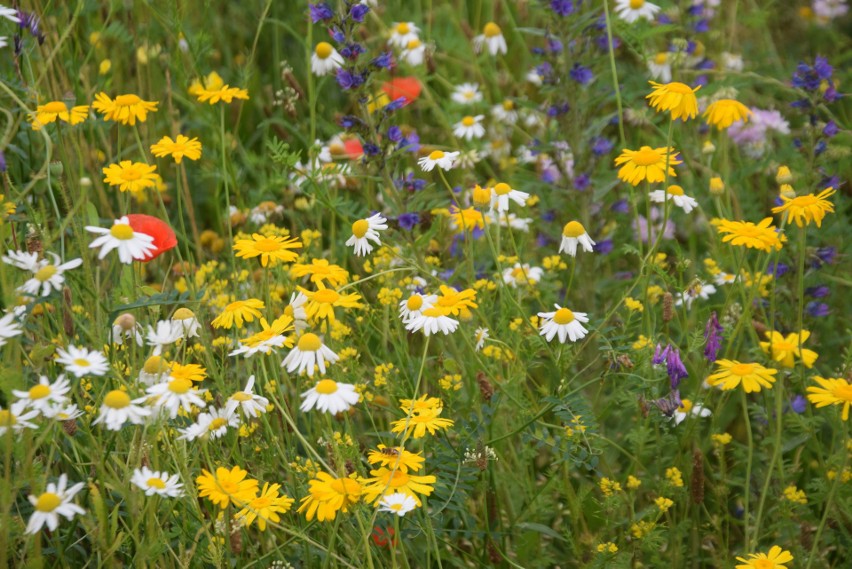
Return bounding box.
[343,138,364,160]
[381,77,422,106]
[126,214,177,261]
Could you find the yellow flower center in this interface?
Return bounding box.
[834,383,852,401]
[463,91,475,100]
[630,0,645,8]
[667,185,685,196]
[753,561,773,569]
[114,94,141,106]
[253,237,283,252]
[208,418,228,431]
[678,399,693,413]
[231,391,253,402]
[172,308,195,320]
[0,410,15,427]
[104,390,131,409]
[664,82,695,94]
[789,195,818,207]
[29,384,52,400]
[428,150,445,160]
[73,358,91,367]
[461,116,475,127]
[553,308,575,325]
[34,265,58,282]
[315,379,339,394]
[774,341,795,351]
[146,477,166,489]
[562,221,586,238]
[315,42,333,59]
[388,470,410,488]
[168,378,193,394]
[632,146,663,166]
[297,333,322,352]
[730,363,755,376]
[483,22,502,38]
[143,355,168,374]
[406,295,423,311]
[502,100,514,111]
[390,503,404,511]
[406,38,421,49]
[654,52,668,65]
[313,289,340,304]
[352,219,370,238]
[109,223,135,240]
[35,492,62,512]
[396,23,410,34]
[493,182,511,196]
[42,101,68,113]
[511,267,526,279]
[121,164,143,181]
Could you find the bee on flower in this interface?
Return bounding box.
[538,305,590,343]
[311,42,344,76]
[675,282,717,309]
[473,22,507,55]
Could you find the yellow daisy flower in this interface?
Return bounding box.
[646,81,701,121]
[706,360,778,393]
[168,363,207,383]
[150,135,202,164]
[367,445,426,473]
[806,376,852,420]
[102,161,159,193]
[771,187,835,228]
[434,285,478,316]
[196,466,258,509]
[235,482,294,531]
[92,92,158,125]
[31,101,89,130]
[361,467,437,506]
[735,545,793,569]
[702,99,751,129]
[233,234,302,267]
[211,298,265,329]
[391,408,455,439]
[448,205,487,232]
[189,71,249,105]
[297,285,363,323]
[297,472,362,522]
[713,217,785,252]
[759,330,818,368]
[614,146,682,186]
[290,259,349,287]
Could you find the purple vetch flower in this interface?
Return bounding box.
[767,262,790,277]
[397,212,420,230]
[653,344,689,390]
[610,199,629,214]
[703,312,723,362]
[573,173,591,191]
[652,390,682,417]
[806,302,831,317]
[309,3,334,23]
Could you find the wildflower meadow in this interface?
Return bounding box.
[2,0,851,567]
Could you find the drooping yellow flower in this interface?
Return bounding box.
[189,71,249,105]
[735,545,793,569]
[235,482,294,531]
[771,187,835,228]
[290,259,349,287]
[806,376,852,420]
[361,467,436,506]
[297,472,362,522]
[168,363,207,383]
[31,101,89,130]
[298,285,363,323]
[211,299,265,329]
[92,92,158,125]
[399,394,444,415]
[646,81,701,121]
[759,330,818,368]
[706,360,778,393]
[434,285,478,316]
[234,234,302,267]
[237,315,295,350]
[150,135,202,164]
[614,146,682,186]
[713,217,785,252]
[391,408,455,439]
[367,445,426,473]
[102,161,159,193]
[196,466,258,509]
[448,205,487,233]
[702,99,751,129]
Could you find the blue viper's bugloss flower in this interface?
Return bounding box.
[309,3,334,23]
[806,302,831,317]
[550,0,580,16]
[806,285,830,298]
[339,115,363,129]
[823,121,839,137]
[611,199,629,214]
[331,28,346,43]
[593,239,613,255]
[387,126,403,143]
[569,63,594,85]
[573,173,591,191]
[363,143,380,156]
[547,37,564,53]
[790,395,808,414]
[395,173,426,192]
[703,312,723,363]
[349,4,369,22]
[336,69,364,90]
[397,212,420,230]
[812,246,837,268]
[767,262,789,277]
[384,98,407,113]
[372,52,393,69]
[591,137,614,156]
[0,150,5,172]
[339,43,365,60]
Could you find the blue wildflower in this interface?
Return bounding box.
[309,3,334,23]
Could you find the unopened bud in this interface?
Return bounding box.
[776,165,793,184]
[709,177,725,196]
[114,313,137,331]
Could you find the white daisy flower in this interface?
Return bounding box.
[398,293,437,323]
[171,308,201,339]
[55,345,110,378]
[281,333,339,377]
[452,115,485,140]
[714,272,738,286]
[721,52,744,72]
[25,474,86,534]
[451,83,483,105]
[345,213,388,257]
[473,22,507,56]
[146,320,184,356]
[0,6,20,23]
[649,185,699,213]
[417,150,459,172]
[44,403,84,421]
[389,22,420,49]
[311,42,344,76]
[526,68,544,86]
[378,492,418,516]
[0,405,39,436]
[178,406,240,441]
[285,292,309,332]
[405,306,459,336]
[491,100,518,125]
[146,376,207,419]
[226,376,269,419]
[111,313,144,347]
[12,374,71,415]
[131,467,184,498]
[1,250,82,297]
[502,263,543,287]
[138,355,171,386]
[490,182,530,213]
[538,305,590,343]
[401,38,426,66]
[672,399,712,425]
[0,310,23,348]
[614,0,660,23]
[85,216,157,264]
[299,379,360,414]
[648,52,672,83]
[92,390,151,431]
[675,283,717,310]
[405,276,428,291]
[494,212,534,232]
[559,221,596,257]
[474,327,489,351]
[228,331,290,358]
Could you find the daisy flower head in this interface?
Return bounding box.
[453,115,486,140]
[92,92,158,125]
[291,259,349,287]
[474,327,490,351]
[735,546,793,569]
[706,360,778,393]
[179,406,240,441]
[399,292,436,323]
[12,375,71,415]
[363,467,436,506]
[0,406,39,436]
[30,101,88,130]
[146,320,184,355]
[346,213,388,256]
[649,185,699,213]
[559,221,596,257]
[672,399,712,425]
[300,379,360,414]
[760,330,818,368]
[391,407,455,439]
[131,467,184,497]
[451,83,483,105]
[806,376,852,420]
[25,474,86,534]
[171,307,201,339]
[418,149,459,172]
[648,52,672,82]
[150,135,202,163]
[538,304,590,343]
[502,263,543,287]
[103,161,159,193]
[675,282,717,309]
[389,22,420,49]
[297,472,363,522]
[281,332,339,377]
[299,285,363,324]
[211,298,265,329]
[378,492,418,516]
[146,376,207,419]
[646,81,701,121]
[703,99,751,130]
[226,376,269,418]
[234,233,302,267]
[401,37,426,66]
[229,315,295,357]
[0,310,23,348]
[473,22,507,56]
[55,345,109,377]
[111,313,143,346]
[714,217,785,252]
[138,355,171,386]
[2,250,82,297]
[188,71,249,104]
[86,216,158,264]
[615,0,661,23]
[614,146,681,186]
[285,292,309,331]
[771,187,835,228]
[491,99,518,125]
[236,482,294,531]
[196,466,258,509]
[311,42,344,76]
[92,389,152,430]
[367,445,426,473]
[0,7,20,23]
[490,182,529,213]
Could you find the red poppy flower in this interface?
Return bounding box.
[126,214,177,261]
[371,525,397,547]
[381,77,422,106]
[343,138,364,160]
